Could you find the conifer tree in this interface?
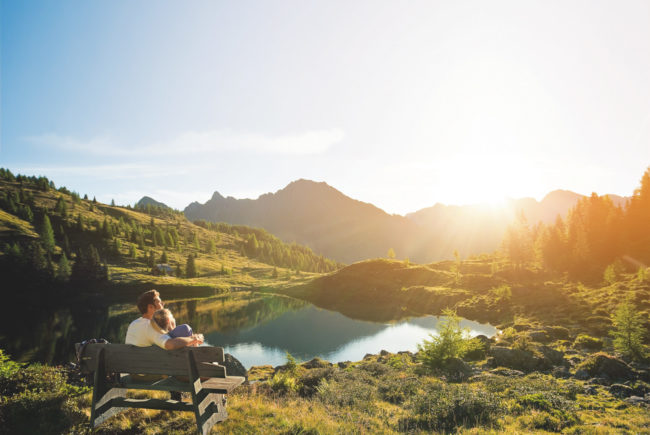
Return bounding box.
[39,213,56,253]
[160,250,168,264]
[611,299,646,360]
[186,254,197,278]
[56,253,71,281]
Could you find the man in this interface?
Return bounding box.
[125,289,203,350]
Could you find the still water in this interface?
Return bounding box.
[1,292,496,368]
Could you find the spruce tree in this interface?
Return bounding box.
[39,213,56,253]
[186,254,197,278]
[56,253,71,281]
[611,299,646,360]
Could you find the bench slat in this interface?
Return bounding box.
[110,397,194,412]
[202,376,245,394]
[77,344,226,376]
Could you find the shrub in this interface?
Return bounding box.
[401,382,503,431]
[377,375,419,404]
[316,371,377,411]
[268,372,299,395]
[417,309,481,371]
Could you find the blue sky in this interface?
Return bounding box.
[2,0,649,214]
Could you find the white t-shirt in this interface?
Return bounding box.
[125,317,170,349]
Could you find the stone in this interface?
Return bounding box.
[609,384,635,398]
[578,353,636,382]
[224,353,247,379]
[552,366,571,378]
[490,367,525,377]
[489,346,542,372]
[574,369,589,380]
[625,396,648,406]
[441,357,472,381]
[539,346,566,367]
[529,330,551,343]
[337,361,351,369]
[301,358,333,369]
[379,349,390,357]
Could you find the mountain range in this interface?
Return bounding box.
[147,180,627,264]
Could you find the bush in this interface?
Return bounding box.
[316,371,377,411]
[401,381,503,431]
[610,299,647,361]
[417,309,482,371]
[0,350,89,434]
[268,372,299,395]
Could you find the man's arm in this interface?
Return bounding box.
[163,334,204,350]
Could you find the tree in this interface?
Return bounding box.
[387,248,396,259]
[56,253,71,281]
[417,309,482,371]
[160,250,168,264]
[610,299,646,361]
[186,254,197,278]
[39,213,56,253]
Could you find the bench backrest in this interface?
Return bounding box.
[76,343,226,377]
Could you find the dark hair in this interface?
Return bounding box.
[136,289,160,314]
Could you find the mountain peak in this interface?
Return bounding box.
[136,196,171,209]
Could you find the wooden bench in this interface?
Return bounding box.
[76,343,245,434]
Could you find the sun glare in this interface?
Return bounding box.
[436,154,533,207]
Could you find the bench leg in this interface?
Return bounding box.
[187,352,228,434]
[90,348,127,428]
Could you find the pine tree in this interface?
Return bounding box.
[56,253,71,281]
[160,250,168,264]
[186,254,197,278]
[611,299,646,360]
[39,213,56,253]
[387,248,396,259]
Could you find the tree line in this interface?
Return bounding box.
[502,167,650,280]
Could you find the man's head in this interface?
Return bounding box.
[136,289,163,318]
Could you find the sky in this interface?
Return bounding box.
[1,0,649,215]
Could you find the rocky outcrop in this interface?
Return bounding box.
[224,353,248,380]
[577,353,636,381]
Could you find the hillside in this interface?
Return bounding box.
[0,170,340,300]
[184,179,629,263]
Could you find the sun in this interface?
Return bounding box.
[435,153,534,206]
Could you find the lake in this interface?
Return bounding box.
[0,292,496,368]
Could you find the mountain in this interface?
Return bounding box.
[185,180,630,264]
[185,179,429,264]
[136,196,172,210]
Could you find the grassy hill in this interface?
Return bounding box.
[0,170,340,300]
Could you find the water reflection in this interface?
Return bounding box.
[0,292,496,369]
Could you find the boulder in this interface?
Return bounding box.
[609,384,635,398]
[574,369,589,380]
[441,357,472,381]
[552,366,571,378]
[489,346,541,372]
[224,353,247,380]
[529,330,551,343]
[301,357,333,369]
[539,346,566,367]
[490,367,524,377]
[578,353,636,382]
[379,349,390,357]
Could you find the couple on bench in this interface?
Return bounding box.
[125,289,203,350]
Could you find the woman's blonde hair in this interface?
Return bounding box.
[152,308,172,332]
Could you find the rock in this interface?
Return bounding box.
[490,367,524,377]
[583,385,598,395]
[539,346,566,367]
[485,357,496,368]
[577,353,636,382]
[625,396,648,406]
[574,369,589,380]
[301,358,332,369]
[363,353,375,360]
[609,384,635,398]
[529,330,551,343]
[224,353,247,380]
[379,349,390,357]
[545,326,570,340]
[513,324,531,332]
[589,377,611,386]
[337,361,351,369]
[489,346,542,372]
[552,366,571,378]
[441,357,472,381]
